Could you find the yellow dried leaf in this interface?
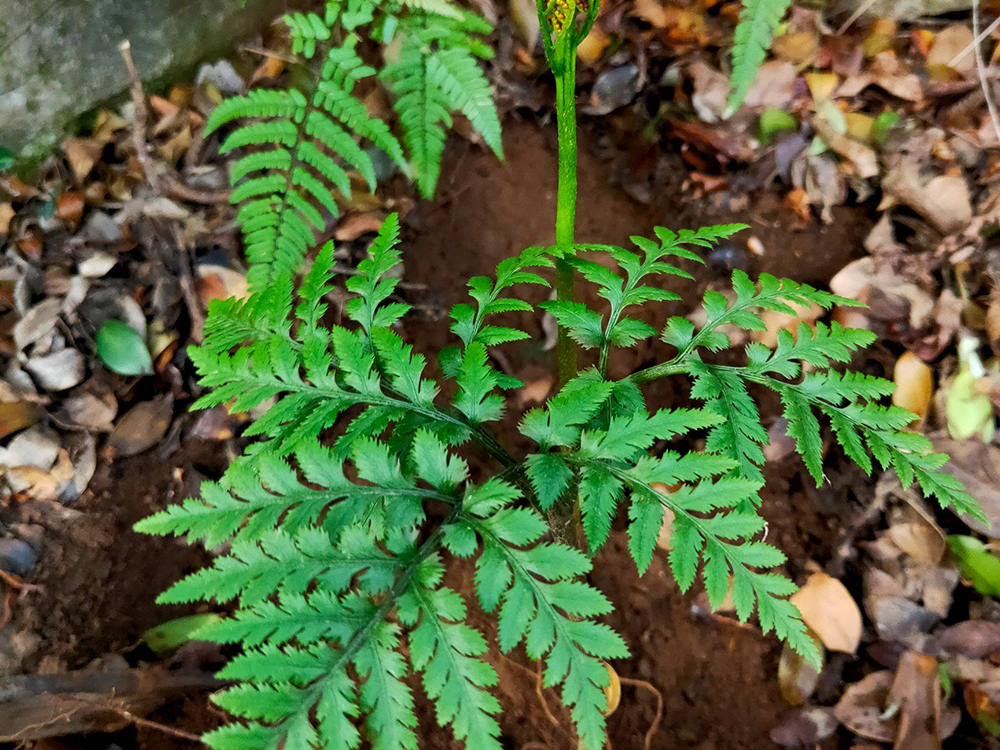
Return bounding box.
[892,351,933,420]
[844,112,875,143]
[577,26,610,65]
[805,72,839,102]
[602,663,621,716]
[0,203,14,235]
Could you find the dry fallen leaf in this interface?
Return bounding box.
[778,635,823,705]
[929,436,1000,534]
[577,26,610,66]
[939,620,1000,658]
[335,212,387,242]
[889,651,941,750]
[62,137,103,183]
[602,662,620,716]
[926,23,975,80]
[508,0,539,49]
[0,203,15,235]
[882,162,972,234]
[892,351,933,420]
[789,572,863,653]
[108,397,174,457]
[835,670,895,742]
[55,192,85,225]
[0,401,43,439]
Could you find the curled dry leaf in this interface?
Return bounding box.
[602,662,621,716]
[834,670,896,742]
[790,572,863,654]
[778,634,824,705]
[882,162,972,234]
[889,651,941,750]
[813,118,879,179]
[61,137,103,183]
[892,351,933,421]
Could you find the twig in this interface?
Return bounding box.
[973,0,1000,147]
[56,696,202,744]
[119,41,162,193]
[836,0,880,35]
[950,14,1000,68]
[619,677,664,750]
[171,225,206,341]
[120,40,229,205]
[496,653,562,728]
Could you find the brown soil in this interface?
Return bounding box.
[3,117,875,750]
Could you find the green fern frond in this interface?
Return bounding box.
[381,14,502,197]
[726,0,793,114]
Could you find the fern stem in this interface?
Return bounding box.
[552,32,579,388]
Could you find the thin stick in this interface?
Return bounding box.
[836,0,880,35]
[950,14,1000,68]
[973,0,1000,146]
[57,696,202,744]
[496,653,562,728]
[171,225,206,341]
[119,41,162,192]
[619,677,664,750]
[120,40,228,205]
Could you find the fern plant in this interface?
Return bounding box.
[726,0,793,114]
[209,0,502,289]
[137,2,981,749]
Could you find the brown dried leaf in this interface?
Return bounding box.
[0,397,42,441]
[778,635,823,705]
[939,621,1000,658]
[835,670,895,742]
[790,572,863,653]
[889,651,941,750]
[108,397,174,457]
[928,436,1000,535]
[61,137,103,184]
[882,162,972,234]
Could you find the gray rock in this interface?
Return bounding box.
[0,0,301,161]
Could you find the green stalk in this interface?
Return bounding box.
[553,31,579,387]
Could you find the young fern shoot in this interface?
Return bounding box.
[136,2,980,749]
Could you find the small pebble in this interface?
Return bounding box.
[0,538,38,576]
[708,242,751,273]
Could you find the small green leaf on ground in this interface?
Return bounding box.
[142,613,222,653]
[948,535,1000,598]
[759,110,798,143]
[97,319,153,376]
